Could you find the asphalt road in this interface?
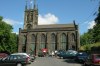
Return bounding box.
[28,57,83,66]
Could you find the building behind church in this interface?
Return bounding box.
[18,0,80,56]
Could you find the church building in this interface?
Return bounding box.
[18,0,80,56]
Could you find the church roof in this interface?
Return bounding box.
[35,24,75,29]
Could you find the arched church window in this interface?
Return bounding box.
[51,33,56,43]
[71,33,75,41]
[30,34,36,55]
[60,33,67,50]
[40,34,46,50]
[51,33,56,51]
[22,35,26,52]
[41,34,45,43]
[31,34,35,43]
[69,33,76,50]
[22,35,26,44]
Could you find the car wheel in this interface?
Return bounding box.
[16,63,22,66]
[90,64,93,66]
[83,63,87,66]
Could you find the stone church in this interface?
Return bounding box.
[18,0,80,56]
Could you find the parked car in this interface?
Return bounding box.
[74,52,88,63]
[57,50,78,59]
[0,51,10,59]
[12,53,31,63]
[0,54,30,66]
[0,53,8,59]
[29,54,35,62]
[64,50,78,59]
[84,54,100,66]
[38,51,44,57]
[57,50,66,59]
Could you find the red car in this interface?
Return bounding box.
[84,54,100,66]
[0,53,8,58]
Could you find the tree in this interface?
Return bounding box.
[80,33,92,46]
[0,16,17,53]
[80,4,100,45]
[92,6,100,42]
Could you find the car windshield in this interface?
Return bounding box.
[95,55,100,60]
[66,50,77,55]
[77,52,88,56]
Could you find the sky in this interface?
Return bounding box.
[0,0,99,35]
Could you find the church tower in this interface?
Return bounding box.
[24,0,38,29]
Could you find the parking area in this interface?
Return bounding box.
[28,57,82,66]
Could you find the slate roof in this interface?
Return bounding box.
[35,24,75,29]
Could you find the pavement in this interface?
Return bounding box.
[28,57,83,66]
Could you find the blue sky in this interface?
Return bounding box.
[0,0,99,35]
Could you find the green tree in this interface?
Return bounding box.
[80,5,100,45]
[92,6,100,42]
[80,32,92,46]
[0,16,17,53]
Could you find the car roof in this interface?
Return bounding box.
[11,53,29,57]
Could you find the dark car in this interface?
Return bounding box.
[0,54,30,66]
[74,52,88,63]
[84,54,100,66]
[12,53,31,63]
[38,51,44,57]
[57,50,66,59]
[57,50,77,59]
[63,50,78,59]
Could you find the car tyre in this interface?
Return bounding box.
[90,64,93,66]
[83,63,87,66]
[16,63,22,66]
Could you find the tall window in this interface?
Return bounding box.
[30,34,36,54]
[31,34,35,43]
[22,35,26,52]
[51,33,56,51]
[60,33,67,50]
[22,35,26,44]
[40,34,46,49]
[71,33,75,50]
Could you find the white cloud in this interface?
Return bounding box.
[12,32,19,35]
[88,21,95,29]
[3,13,59,26]
[38,13,59,25]
[3,18,23,26]
[3,13,59,34]
[3,18,23,35]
